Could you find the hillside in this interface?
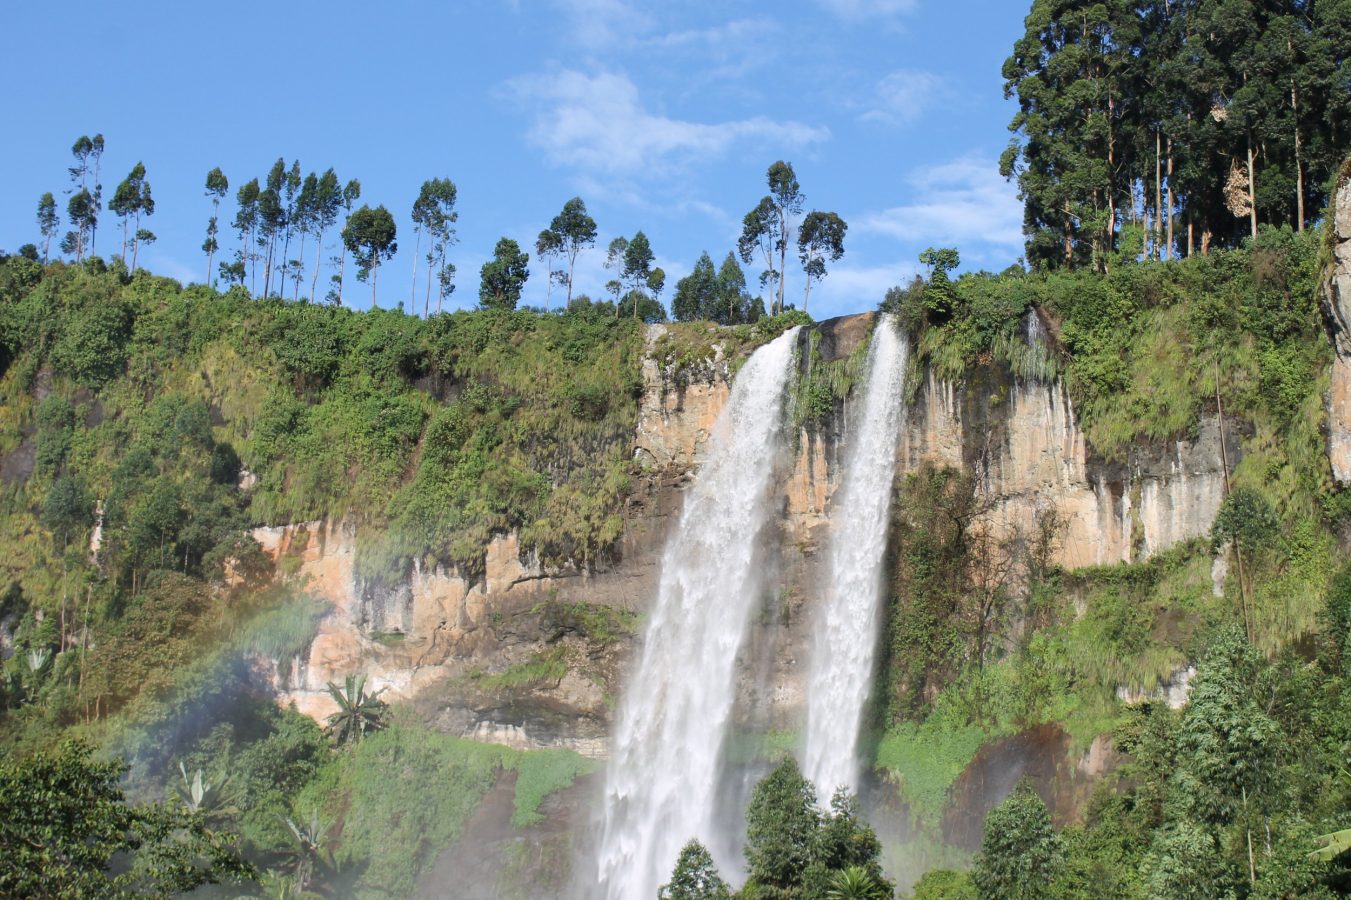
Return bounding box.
[1,163,1349,895]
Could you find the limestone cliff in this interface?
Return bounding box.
[255,308,1244,753]
[1323,169,1351,482]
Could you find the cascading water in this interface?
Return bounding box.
[803,316,909,798]
[596,327,802,899]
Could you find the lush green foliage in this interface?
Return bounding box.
[971,781,1063,899]
[660,840,732,900]
[731,757,894,899]
[1002,0,1349,269]
[0,740,255,897]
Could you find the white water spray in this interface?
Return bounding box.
[597,327,802,899]
[803,316,909,798]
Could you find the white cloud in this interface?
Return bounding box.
[817,0,918,19]
[860,69,947,125]
[856,155,1023,254]
[510,69,829,176]
[554,0,653,50]
[811,261,920,318]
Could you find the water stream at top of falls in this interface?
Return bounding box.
[803,316,909,798]
[596,326,802,900]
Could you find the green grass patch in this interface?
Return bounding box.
[296,722,512,898]
[509,748,600,828]
[471,646,570,692]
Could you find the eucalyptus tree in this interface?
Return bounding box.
[293,172,319,299]
[738,197,778,313]
[36,193,58,262]
[203,167,228,284]
[341,204,397,307]
[66,134,105,257]
[329,178,361,304]
[280,159,301,291]
[306,169,343,302]
[548,196,597,306]
[623,231,656,319]
[412,178,458,315]
[535,227,564,311]
[604,236,628,311]
[64,190,97,262]
[258,158,287,297]
[425,179,459,315]
[109,162,154,268]
[478,237,529,311]
[797,210,846,315]
[232,178,260,292]
[738,161,803,315]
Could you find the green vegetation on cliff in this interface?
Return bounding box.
[873,209,1351,894]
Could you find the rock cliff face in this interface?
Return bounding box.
[1323,171,1351,483]
[256,309,1240,751]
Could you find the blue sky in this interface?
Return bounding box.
[0,0,1028,321]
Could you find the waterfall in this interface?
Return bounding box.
[803,316,909,798]
[597,327,802,899]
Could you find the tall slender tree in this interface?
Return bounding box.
[330,179,361,304]
[292,172,318,300]
[203,168,228,285]
[307,169,342,302]
[413,178,457,316]
[623,231,656,319]
[547,197,597,307]
[279,160,301,293]
[739,196,782,314]
[604,236,628,313]
[109,163,153,267]
[258,159,286,298]
[535,228,564,312]
[233,179,261,292]
[36,193,58,263]
[797,211,846,315]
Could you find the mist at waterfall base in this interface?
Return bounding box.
[596,326,801,899]
[804,316,909,798]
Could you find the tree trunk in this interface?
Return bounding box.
[281,225,292,298]
[263,235,273,299]
[425,246,435,318]
[409,229,421,310]
[566,253,577,307]
[311,227,325,302]
[294,231,306,301]
[1165,138,1174,261]
[1293,89,1305,231]
[1247,135,1258,239]
[1107,91,1117,259]
[371,260,379,308]
[131,210,141,271]
[777,209,788,314]
[1290,40,1305,231]
[1155,131,1163,260]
